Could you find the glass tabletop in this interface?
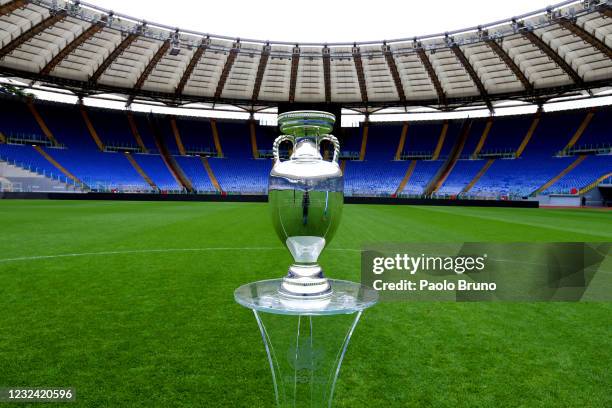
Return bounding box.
[234,279,378,316]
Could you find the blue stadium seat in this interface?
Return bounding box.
[175,118,216,154]
[208,158,272,194]
[36,103,98,150]
[401,161,443,195]
[174,156,216,193]
[132,153,182,191]
[0,143,59,177]
[366,123,402,161]
[216,121,252,158]
[344,161,407,196]
[87,108,138,149]
[1,97,610,199]
[546,155,612,194]
[44,148,150,191]
[437,160,486,195]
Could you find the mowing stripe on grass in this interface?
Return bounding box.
[3,249,609,276]
[0,247,361,263]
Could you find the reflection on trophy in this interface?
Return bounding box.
[269,111,343,299]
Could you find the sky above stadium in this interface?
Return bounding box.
[84,0,560,43]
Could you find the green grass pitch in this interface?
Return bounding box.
[0,200,610,407]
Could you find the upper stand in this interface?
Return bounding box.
[235,279,378,408]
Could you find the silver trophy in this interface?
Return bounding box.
[269,111,343,299]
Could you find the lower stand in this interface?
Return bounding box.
[235,279,378,408]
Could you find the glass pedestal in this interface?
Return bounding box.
[235,279,378,408]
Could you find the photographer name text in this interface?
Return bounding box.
[370,254,496,292]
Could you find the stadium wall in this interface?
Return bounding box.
[0,192,538,208]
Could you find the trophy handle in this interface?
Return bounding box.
[319,135,340,164]
[273,135,293,162]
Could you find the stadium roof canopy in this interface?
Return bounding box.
[0,0,611,114]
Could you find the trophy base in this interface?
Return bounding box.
[278,264,333,300]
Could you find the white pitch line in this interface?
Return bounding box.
[0,247,361,263]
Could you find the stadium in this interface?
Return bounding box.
[0,0,611,407]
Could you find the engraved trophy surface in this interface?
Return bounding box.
[269,111,343,299]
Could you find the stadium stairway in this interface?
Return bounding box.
[462,159,495,194]
[201,156,222,193]
[426,120,472,195]
[359,121,369,160]
[124,152,157,190]
[148,116,194,192]
[395,160,416,196]
[32,145,86,187]
[394,122,409,161]
[173,156,215,192]
[431,120,449,160]
[562,108,596,152]
[576,108,609,147]
[0,160,79,192]
[79,104,105,151]
[345,160,407,195]
[1,144,63,177]
[401,160,444,195]
[169,117,188,156]
[515,110,542,158]
[26,99,58,146]
[125,111,149,153]
[471,117,493,158]
[542,155,612,195]
[580,172,612,194]
[131,154,180,191]
[249,120,259,159]
[401,121,443,158]
[210,119,224,158]
[533,155,588,195]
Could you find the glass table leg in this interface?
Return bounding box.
[253,310,363,408]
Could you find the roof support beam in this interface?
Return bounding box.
[90,32,138,84]
[0,10,66,60]
[558,18,612,60]
[322,47,331,103]
[383,46,406,104]
[450,44,493,112]
[0,0,28,18]
[251,44,270,102]
[41,21,104,75]
[416,48,446,107]
[600,5,612,19]
[134,40,170,91]
[175,41,207,96]
[214,44,239,100]
[126,39,170,105]
[288,46,300,103]
[352,46,368,104]
[485,39,533,92]
[520,28,583,85]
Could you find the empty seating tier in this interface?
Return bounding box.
[0,96,610,200]
[132,154,182,192]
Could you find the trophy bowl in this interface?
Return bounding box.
[269,111,343,300]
